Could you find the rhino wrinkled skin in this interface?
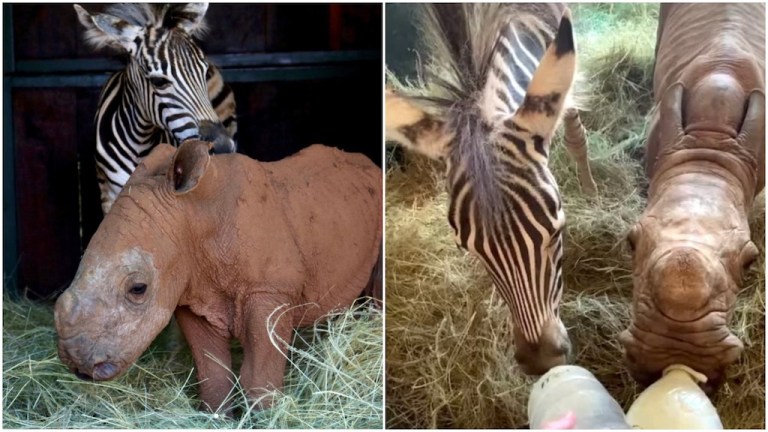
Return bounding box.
[620,3,764,391]
[55,140,382,412]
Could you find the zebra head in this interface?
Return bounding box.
[386,5,577,375]
[74,3,235,154]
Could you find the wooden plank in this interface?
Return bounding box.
[76,88,104,252]
[266,4,330,52]
[14,4,381,61]
[13,89,81,298]
[337,4,383,50]
[15,51,380,74]
[231,76,381,167]
[3,80,19,296]
[12,4,95,60]
[201,4,267,54]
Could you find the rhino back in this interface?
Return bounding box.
[647,4,765,177]
[252,145,382,321]
[654,3,764,98]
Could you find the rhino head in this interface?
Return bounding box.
[55,141,216,381]
[620,79,763,391]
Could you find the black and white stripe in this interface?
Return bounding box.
[405,4,573,345]
[76,4,237,214]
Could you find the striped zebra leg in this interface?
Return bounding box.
[95,164,115,215]
[562,107,597,196]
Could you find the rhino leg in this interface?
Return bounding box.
[239,294,295,410]
[562,107,597,196]
[175,306,234,413]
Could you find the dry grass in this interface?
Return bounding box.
[3,298,383,429]
[384,3,764,428]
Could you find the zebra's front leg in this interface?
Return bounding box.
[562,107,597,196]
[95,164,115,215]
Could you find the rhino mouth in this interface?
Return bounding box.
[619,315,743,394]
[58,335,127,382]
[71,361,121,381]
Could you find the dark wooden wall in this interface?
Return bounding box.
[3,3,382,299]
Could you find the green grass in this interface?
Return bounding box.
[3,297,383,429]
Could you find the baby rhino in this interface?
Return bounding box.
[54,140,382,412]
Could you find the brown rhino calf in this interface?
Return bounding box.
[620,3,764,391]
[54,140,382,411]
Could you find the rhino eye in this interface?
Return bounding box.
[129,283,147,296]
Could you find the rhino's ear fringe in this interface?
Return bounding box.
[170,140,213,195]
[134,144,177,180]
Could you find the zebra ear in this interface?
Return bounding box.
[168,3,209,36]
[511,8,576,139]
[170,140,213,195]
[385,88,451,160]
[74,4,142,54]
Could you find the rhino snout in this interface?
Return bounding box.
[620,310,743,393]
[72,362,120,381]
[58,335,123,382]
[54,290,79,336]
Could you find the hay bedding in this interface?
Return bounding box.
[3,298,383,429]
[385,4,764,429]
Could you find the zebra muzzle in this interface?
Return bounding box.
[513,317,571,376]
[199,120,236,154]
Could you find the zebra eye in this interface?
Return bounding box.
[149,77,172,89]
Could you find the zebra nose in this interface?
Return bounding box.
[199,120,236,154]
[513,317,571,375]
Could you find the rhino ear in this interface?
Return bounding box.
[169,140,213,195]
[738,90,765,193]
[658,82,686,146]
[737,90,765,152]
[133,144,176,180]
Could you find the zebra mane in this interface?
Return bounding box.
[417,4,561,112]
[414,3,564,217]
[101,3,209,37]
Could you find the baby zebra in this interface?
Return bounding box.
[75,3,237,214]
[386,4,596,374]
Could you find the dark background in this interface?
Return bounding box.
[3,3,382,299]
[384,3,420,81]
